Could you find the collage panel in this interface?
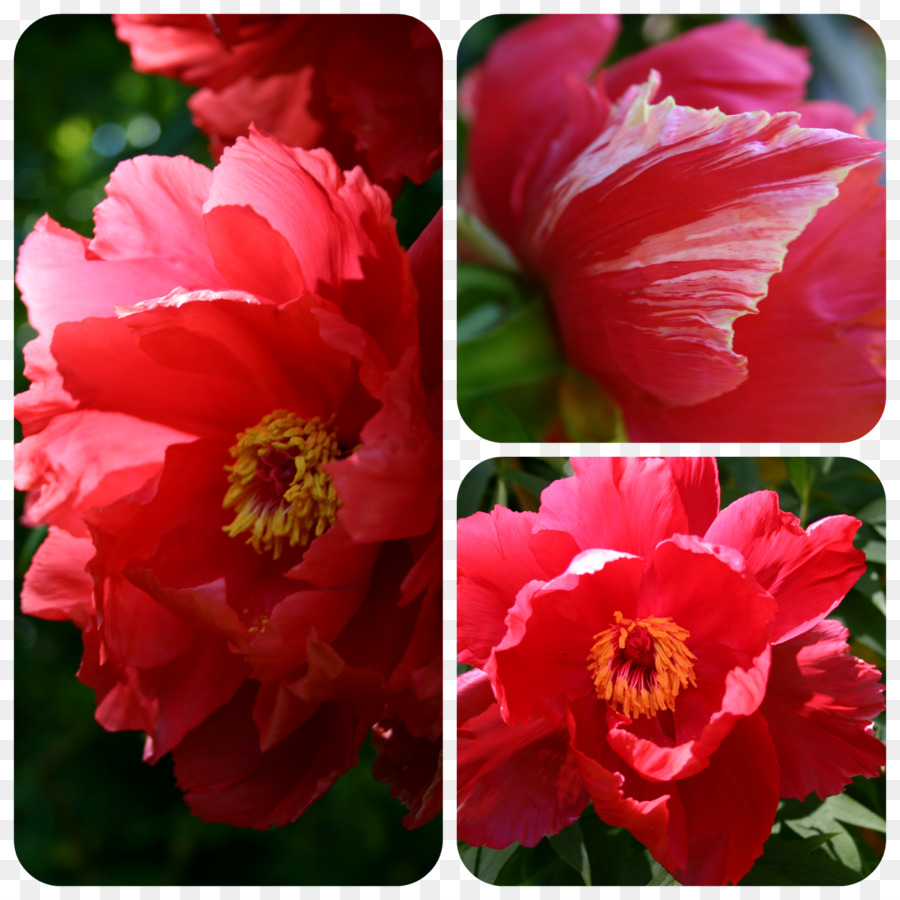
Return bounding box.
[457,14,885,443]
[457,456,886,886]
[13,14,442,885]
[6,5,894,897]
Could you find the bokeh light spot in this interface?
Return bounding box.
[92,122,127,157]
[51,116,92,159]
[126,114,161,148]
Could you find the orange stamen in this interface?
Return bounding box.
[587,611,697,719]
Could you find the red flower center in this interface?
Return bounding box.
[587,611,697,719]
[222,410,341,559]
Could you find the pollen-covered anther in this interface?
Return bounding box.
[587,610,697,719]
[223,410,341,559]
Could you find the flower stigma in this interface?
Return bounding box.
[587,611,697,719]
[223,410,341,559]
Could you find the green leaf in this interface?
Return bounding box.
[785,457,819,526]
[646,858,681,885]
[855,496,885,527]
[579,807,654,885]
[457,460,497,517]
[458,843,519,883]
[860,539,886,565]
[548,821,590,885]
[741,834,864,885]
[457,207,521,273]
[457,262,527,321]
[458,298,563,399]
[822,792,886,832]
[490,841,584,886]
[16,524,47,579]
[499,466,556,503]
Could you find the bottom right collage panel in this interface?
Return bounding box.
[456,456,886,887]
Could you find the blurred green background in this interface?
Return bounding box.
[457,456,886,886]
[14,14,441,885]
[457,14,886,442]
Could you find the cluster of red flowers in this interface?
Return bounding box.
[16,16,442,830]
[461,16,885,441]
[457,457,884,885]
[113,14,442,195]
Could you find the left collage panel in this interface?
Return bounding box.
[13,15,443,885]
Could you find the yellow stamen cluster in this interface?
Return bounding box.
[587,611,697,719]
[223,410,340,559]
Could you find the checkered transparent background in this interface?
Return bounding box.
[2,0,897,895]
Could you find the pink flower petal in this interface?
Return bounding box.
[89,155,221,286]
[527,78,883,407]
[458,670,589,848]
[466,14,620,247]
[20,527,94,628]
[761,619,884,799]
[602,536,774,782]
[490,550,645,725]
[567,693,688,876]
[173,683,367,828]
[705,491,865,643]
[14,410,188,535]
[457,505,578,667]
[623,164,885,441]
[606,20,810,116]
[535,457,716,557]
[670,711,779,885]
[51,293,350,440]
[327,349,440,544]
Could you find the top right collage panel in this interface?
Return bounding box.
[457,14,886,444]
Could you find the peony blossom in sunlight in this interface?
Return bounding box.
[15,129,441,829]
[114,13,442,194]
[461,16,885,441]
[457,457,884,885]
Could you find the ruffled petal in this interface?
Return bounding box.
[14,410,189,535]
[113,14,303,89]
[79,623,248,763]
[605,536,775,782]
[527,78,883,408]
[669,711,779,885]
[189,68,323,163]
[457,670,589,848]
[535,457,705,557]
[16,215,217,337]
[20,527,94,628]
[761,619,884,799]
[321,16,442,186]
[372,719,442,828]
[89,155,221,286]
[173,683,367,828]
[704,491,865,643]
[457,506,578,667]
[489,550,645,725]
[51,293,352,440]
[327,348,439,543]
[466,14,620,247]
[567,693,688,877]
[605,20,810,116]
[620,158,885,441]
[206,129,418,363]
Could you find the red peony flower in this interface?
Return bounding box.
[457,457,884,885]
[16,128,441,829]
[461,16,885,441]
[114,13,442,194]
